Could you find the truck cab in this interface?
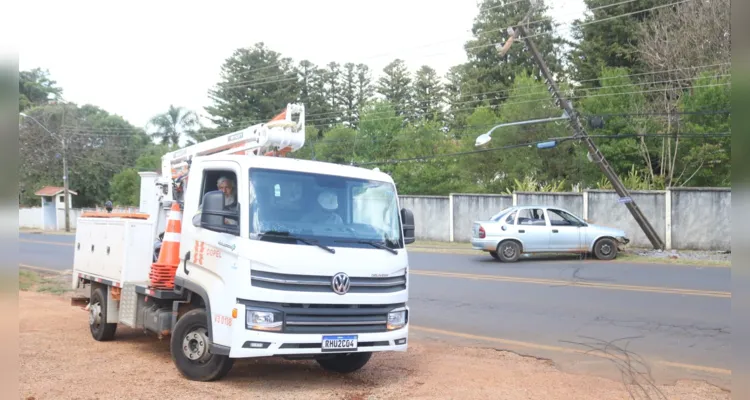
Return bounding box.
[173,154,414,377]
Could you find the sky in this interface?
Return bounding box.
[13,0,587,132]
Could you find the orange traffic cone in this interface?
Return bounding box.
[149,202,183,290]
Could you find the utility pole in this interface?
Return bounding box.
[20,109,72,232]
[61,123,71,232]
[502,16,665,249]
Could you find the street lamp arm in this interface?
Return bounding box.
[475,115,571,147]
[19,113,55,136]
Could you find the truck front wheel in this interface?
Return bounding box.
[316,352,372,373]
[170,308,234,381]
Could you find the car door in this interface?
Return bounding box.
[513,207,550,252]
[545,208,586,251]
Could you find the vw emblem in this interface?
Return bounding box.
[331,272,351,295]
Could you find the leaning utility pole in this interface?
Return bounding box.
[501,16,665,250]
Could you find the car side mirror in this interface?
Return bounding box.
[105,201,113,213]
[401,208,415,245]
[200,191,240,235]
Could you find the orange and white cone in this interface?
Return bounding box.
[149,202,183,290]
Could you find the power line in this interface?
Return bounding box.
[219,0,699,90]
[352,132,730,166]
[199,79,730,135]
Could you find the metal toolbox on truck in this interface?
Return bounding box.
[72,217,155,287]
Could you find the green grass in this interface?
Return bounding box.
[18,270,71,295]
[19,270,40,291]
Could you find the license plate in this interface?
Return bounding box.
[322,335,358,352]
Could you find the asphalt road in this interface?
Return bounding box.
[19,232,731,387]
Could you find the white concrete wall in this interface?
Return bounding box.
[399,187,731,251]
[19,208,43,229]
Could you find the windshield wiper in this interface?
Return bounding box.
[259,231,335,254]
[334,239,398,255]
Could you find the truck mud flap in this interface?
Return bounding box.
[70,295,89,309]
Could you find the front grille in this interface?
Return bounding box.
[237,299,406,334]
[251,270,407,294]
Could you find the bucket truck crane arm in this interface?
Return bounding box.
[158,103,306,201]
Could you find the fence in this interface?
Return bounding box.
[19,188,730,251]
[399,187,731,251]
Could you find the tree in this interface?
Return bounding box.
[411,66,445,122]
[19,68,63,112]
[19,103,149,207]
[376,59,412,118]
[636,0,730,86]
[205,43,300,130]
[567,0,659,86]
[460,0,565,108]
[110,168,140,206]
[147,105,201,147]
[339,63,359,127]
[297,60,330,131]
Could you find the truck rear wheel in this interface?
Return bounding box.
[89,287,117,341]
[316,352,372,373]
[170,308,234,381]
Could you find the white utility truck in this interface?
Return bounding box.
[71,103,416,381]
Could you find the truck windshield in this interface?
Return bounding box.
[248,168,403,249]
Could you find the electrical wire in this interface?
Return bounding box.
[220,0,696,90]
[352,131,730,166]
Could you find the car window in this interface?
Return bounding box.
[490,207,515,222]
[547,209,583,226]
[505,210,517,225]
[517,208,546,226]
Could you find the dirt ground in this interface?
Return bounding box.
[18,290,731,400]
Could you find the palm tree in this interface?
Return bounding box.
[147,105,201,147]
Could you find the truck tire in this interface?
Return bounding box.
[89,287,117,341]
[170,308,234,381]
[316,352,372,373]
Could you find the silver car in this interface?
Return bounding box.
[470,205,630,262]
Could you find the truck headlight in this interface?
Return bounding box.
[246,308,283,332]
[387,309,408,330]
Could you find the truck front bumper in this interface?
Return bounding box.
[227,326,409,358]
[225,301,409,358]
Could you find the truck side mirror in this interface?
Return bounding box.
[200,191,240,235]
[401,208,415,245]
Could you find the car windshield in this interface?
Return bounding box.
[247,168,403,249]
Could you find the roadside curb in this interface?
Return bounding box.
[406,246,731,268]
[19,229,76,236]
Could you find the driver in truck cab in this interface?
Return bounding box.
[301,190,344,225]
[192,176,239,226]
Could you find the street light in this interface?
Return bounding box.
[19,112,71,232]
[475,112,571,147]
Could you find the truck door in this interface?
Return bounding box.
[178,162,243,280]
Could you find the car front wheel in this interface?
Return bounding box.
[593,238,618,260]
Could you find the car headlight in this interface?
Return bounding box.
[387,309,408,330]
[246,308,283,332]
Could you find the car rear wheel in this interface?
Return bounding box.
[496,241,521,263]
[593,238,618,260]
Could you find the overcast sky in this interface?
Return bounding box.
[15,0,587,131]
